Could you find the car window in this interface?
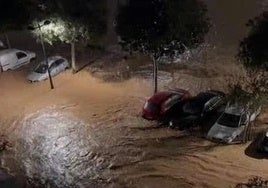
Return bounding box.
[16,52,27,59]
[204,96,225,112]
[144,102,160,113]
[218,113,240,128]
[54,59,65,66]
[162,94,182,110]
[35,64,48,74]
[240,114,247,125]
[49,62,57,70]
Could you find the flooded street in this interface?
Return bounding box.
[1,1,268,187]
[0,69,268,188]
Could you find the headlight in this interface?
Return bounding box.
[224,136,232,143]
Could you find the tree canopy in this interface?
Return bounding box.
[29,0,107,46]
[238,12,268,70]
[30,16,90,45]
[116,0,210,93]
[38,0,107,38]
[29,0,107,72]
[116,0,210,59]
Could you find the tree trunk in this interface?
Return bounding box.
[153,57,158,94]
[4,33,11,49]
[71,42,77,73]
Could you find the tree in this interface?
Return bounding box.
[236,12,268,97]
[43,0,106,37]
[116,0,210,93]
[30,16,90,72]
[0,0,33,48]
[238,12,268,70]
[30,0,106,72]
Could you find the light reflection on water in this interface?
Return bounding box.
[4,110,110,187]
[0,107,225,188]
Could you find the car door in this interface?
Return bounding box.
[15,51,29,68]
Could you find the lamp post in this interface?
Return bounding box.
[28,20,54,89]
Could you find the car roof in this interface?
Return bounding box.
[189,92,215,106]
[0,48,21,56]
[148,92,174,104]
[39,56,65,66]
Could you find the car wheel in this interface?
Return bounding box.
[0,66,3,73]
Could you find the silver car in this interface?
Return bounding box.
[27,56,69,82]
[207,105,250,143]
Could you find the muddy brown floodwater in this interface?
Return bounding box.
[0,68,268,188]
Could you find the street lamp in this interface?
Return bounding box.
[28,20,54,90]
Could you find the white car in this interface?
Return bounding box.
[207,105,250,143]
[0,49,36,72]
[27,56,70,82]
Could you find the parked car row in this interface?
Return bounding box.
[142,89,261,145]
[142,89,226,128]
[0,48,70,82]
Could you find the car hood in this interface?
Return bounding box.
[27,71,46,81]
[207,123,244,143]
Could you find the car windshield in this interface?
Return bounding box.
[218,113,240,128]
[35,64,48,74]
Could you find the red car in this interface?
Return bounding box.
[142,89,191,121]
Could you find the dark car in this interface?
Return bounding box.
[257,131,268,153]
[142,89,191,121]
[183,90,225,115]
[168,90,226,130]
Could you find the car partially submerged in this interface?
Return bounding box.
[182,90,225,116]
[168,90,226,130]
[142,89,191,121]
[27,56,69,82]
[207,104,257,144]
[0,49,36,72]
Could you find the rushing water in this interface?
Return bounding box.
[0,107,221,187]
[1,110,110,187]
[1,1,268,187]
